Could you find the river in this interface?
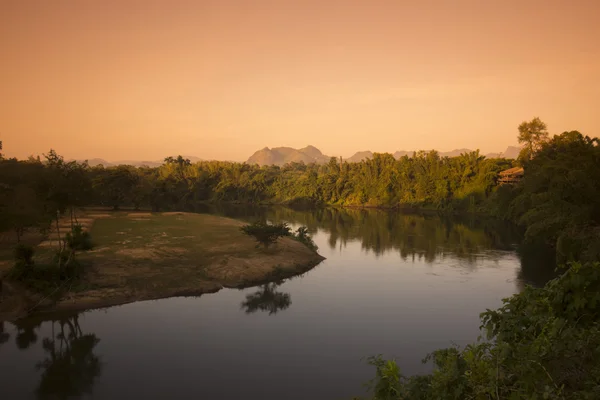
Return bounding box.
[0,206,556,400]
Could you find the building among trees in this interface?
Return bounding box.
[498,167,524,185]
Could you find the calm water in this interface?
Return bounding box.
[0,207,556,400]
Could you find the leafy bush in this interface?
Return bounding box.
[293,226,318,251]
[359,262,600,400]
[7,248,83,295]
[240,221,291,248]
[53,250,83,279]
[14,244,35,266]
[65,224,93,251]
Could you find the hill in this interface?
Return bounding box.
[499,146,521,159]
[346,151,373,162]
[247,146,330,166]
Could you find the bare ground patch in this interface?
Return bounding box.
[38,239,62,248]
[86,213,112,218]
[115,248,159,258]
[128,212,152,217]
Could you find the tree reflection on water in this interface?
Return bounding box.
[240,281,292,315]
[0,321,10,347]
[13,314,102,400]
[198,204,557,286]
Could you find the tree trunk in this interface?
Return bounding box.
[56,212,63,270]
[70,207,74,231]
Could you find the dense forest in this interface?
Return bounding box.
[1,118,599,263]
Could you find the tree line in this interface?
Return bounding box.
[1,118,599,263]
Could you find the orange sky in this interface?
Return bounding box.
[1,0,599,162]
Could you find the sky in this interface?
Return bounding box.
[1,0,599,162]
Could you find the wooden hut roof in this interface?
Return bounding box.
[499,167,524,176]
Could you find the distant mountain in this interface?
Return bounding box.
[393,150,413,159]
[439,148,473,158]
[346,151,373,162]
[74,155,203,167]
[484,146,521,159]
[85,158,112,167]
[298,145,328,161]
[246,145,330,166]
[484,152,502,158]
[500,146,521,159]
[240,144,522,166]
[113,160,163,167]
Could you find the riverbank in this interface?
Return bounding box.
[0,211,324,321]
[197,198,498,218]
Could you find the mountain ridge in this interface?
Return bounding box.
[66,145,521,167]
[246,145,521,165]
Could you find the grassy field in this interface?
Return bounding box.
[1,210,323,318]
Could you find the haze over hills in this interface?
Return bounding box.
[247,145,521,166]
[66,146,521,167]
[72,156,204,167]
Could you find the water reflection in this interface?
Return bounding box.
[241,281,292,315]
[516,243,561,289]
[198,204,550,258]
[15,318,40,350]
[193,204,558,288]
[0,321,10,346]
[0,207,560,400]
[13,315,102,400]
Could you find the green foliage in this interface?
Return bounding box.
[92,165,139,210]
[505,131,600,262]
[0,148,517,231]
[65,224,93,251]
[517,117,549,163]
[360,262,600,400]
[53,250,83,280]
[7,246,83,295]
[240,221,291,248]
[14,244,35,266]
[292,226,318,251]
[365,355,402,400]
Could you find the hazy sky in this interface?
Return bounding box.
[1,0,599,161]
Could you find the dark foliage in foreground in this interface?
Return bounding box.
[358,262,600,400]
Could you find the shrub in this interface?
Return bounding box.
[293,226,318,251]
[240,221,291,248]
[7,247,83,295]
[65,224,93,251]
[53,250,83,279]
[14,244,35,266]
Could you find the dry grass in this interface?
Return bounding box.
[45,211,325,313]
[1,210,324,318]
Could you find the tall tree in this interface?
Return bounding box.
[517,117,549,161]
